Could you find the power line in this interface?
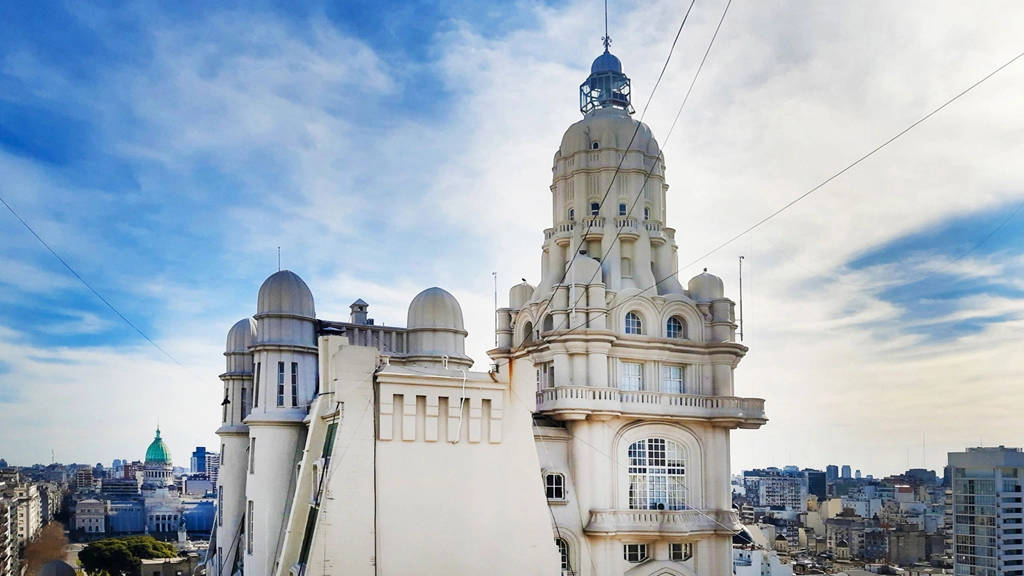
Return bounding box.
[0,192,211,387]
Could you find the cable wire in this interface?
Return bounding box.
[0,192,212,387]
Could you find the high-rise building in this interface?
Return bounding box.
[826,465,839,483]
[842,465,852,479]
[743,469,808,512]
[948,446,1024,576]
[191,448,208,474]
[805,469,827,501]
[210,37,766,576]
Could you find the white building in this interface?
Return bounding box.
[211,42,766,576]
[948,446,1024,576]
[75,499,107,535]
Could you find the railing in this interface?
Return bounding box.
[544,228,555,240]
[581,216,605,229]
[615,216,638,230]
[645,221,663,233]
[556,221,575,234]
[585,509,741,535]
[536,386,766,423]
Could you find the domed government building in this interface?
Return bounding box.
[143,428,173,488]
[209,39,767,576]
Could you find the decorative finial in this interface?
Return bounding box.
[602,0,612,52]
[703,267,708,272]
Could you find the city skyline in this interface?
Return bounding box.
[1,0,1024,474]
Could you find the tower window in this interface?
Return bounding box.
[277,362,285,407]
[247,501,254,554]
[253,362,261,408]
[628,438,686,510]
[624,543,648,563]
[670,543,693,561]
[621,362,643,391]
[590,202,600,216]
[241,388,249,418]
[624,311,642,335]
[621,257,633,278]
[592,142,599,149]
[546,473,565,500]
[248,438,255,474]
[291,362,299,407]
[666,316,686,339]
[619,203,627,216]
[557,538,571,572]
[568,208,574,221]
[217,487,223,526]
[644,207,650,221]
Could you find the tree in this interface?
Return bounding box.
[22,523,69,576]
[78,536,177,576]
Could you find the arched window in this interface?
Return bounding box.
[628,438,686,510]
[556,538,572,572]
[592,142,599,149]
[644,207,650,221]
[568,208,574,221]
[522,321,534,344]
[625,312,642,335]
[543,314,554,333]
[619,203,627,216]
[666,317,686,339]
[590,202,600,216]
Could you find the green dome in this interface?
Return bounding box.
[145,428,172,465]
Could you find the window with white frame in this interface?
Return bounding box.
[246,501,254,554]
[624,312,642,335]
[669,542,694,561]
[248,438,255,474]
[557,538,572,573]
[590,202,600,216]
[536,363,554,390]
[620,362,643,391]
[662,365,684,394]
[546,473,565,500]
[618,203,627,216]
[628,438,686,510]
[568,207,575,221]
[623,543,648,563]
[253,362,261,407]
[276,361,285,406]
[290,362,299,406]
[666,316,685,339]
[217,487,223,526]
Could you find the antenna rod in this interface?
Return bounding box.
[278,247,281,271]
[493,272,498,347]
[602,0,611,51]
[738,256,745,341]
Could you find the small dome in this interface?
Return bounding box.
[226,318,256,353]
[509,281,535,311]
[687,270,725,302]
[837,539,849,547]
[256,270,315,318]
[39,561,76,576]
[145,428,172,465]
[591,51,622,74]
[775,534,788,541]
[407,287,465,331]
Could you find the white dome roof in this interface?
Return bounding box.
[559,107,660,158]
[509,281,535,311]
[225,317,256,353]
[567,253,603,285]
[687,270,725,302]
[257,270,315,318]
[407,287,465,331]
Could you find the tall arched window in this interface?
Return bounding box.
[568,208,575,221]
[556,538,571,573]
[666,317,686,339]
[618,203,627,216]
[590,202,600,216]
[522,321,534,344]
[543,314,554,333]
[643,207,650,221]
[625,312,642,335]
[628,438,686,510]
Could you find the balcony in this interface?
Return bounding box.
[585,509,741,536]
[536,386,766,428]
[614,217,639,240]
[645,220,665,244]
[554,220,575,246]
[580,216,605,240]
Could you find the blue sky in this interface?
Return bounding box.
[1,0,1023,475]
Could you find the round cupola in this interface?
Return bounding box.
[225,317,256,353]
[406,287,472,369]
[687,270,725,302]
[256,270,315,318]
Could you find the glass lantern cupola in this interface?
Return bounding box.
[580,46,634,115]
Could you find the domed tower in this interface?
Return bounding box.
[213,317,255,576]
[244,270,318,576]
[143,428,173,488]
[490,45,766,576]
[405,287,473,370]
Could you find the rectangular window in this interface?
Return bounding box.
[246,501,254,554]
[624,544,648,563]
[222,386,229,422]
[291,362,299,406]
[217,487,223,526]
[277,362,285,406]
[253,363,261,407]
[241,388,249,419]
[621,362,643,391]
[546,473,565,500]
[670,542,693,561]
[249,438,255,474]
[662,365,684,394]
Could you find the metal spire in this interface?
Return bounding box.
[601,0,612,52]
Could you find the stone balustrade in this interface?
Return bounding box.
[585,509,741,536]
[535,386,766,427]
